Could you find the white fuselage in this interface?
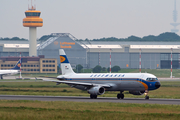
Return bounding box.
[0,70,20,76]
[57,72,159,91]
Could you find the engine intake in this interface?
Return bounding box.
[88,86,105,95]
[129,91,145,95]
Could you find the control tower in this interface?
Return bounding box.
[23,3,43,56]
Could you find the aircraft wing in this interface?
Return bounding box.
[43,79,111,88]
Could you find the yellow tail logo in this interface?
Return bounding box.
[60,56,66,63]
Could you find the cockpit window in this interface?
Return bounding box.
[146,78,158,81]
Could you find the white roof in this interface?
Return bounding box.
[4,44,40,48]
[82,44,122,49]
[130,45,180,49]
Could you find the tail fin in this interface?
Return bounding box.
[11,58,22,70]
[59,49,75,75]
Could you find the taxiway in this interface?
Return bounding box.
[0,95,179,105]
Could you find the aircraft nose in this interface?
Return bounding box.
[155,82,161,89]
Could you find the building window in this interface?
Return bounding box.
[46,65,48,67]
[31,65,33,67]
[43,65,45,67]
[52,60,55,63]
[43,60,45,63]
[11,65,13,67]
[49,60,51,63]
[34,69,36,71]
[46,69,48,71]
[37,65,39,67]
[34,65,36,67]
[27,65,30,67]
[53,69,55,71]
[53,65,55,67]
[37,69,40,71]
[1,65,3,67]
[49,69,51,71]
[46,60,48,63]
[43,69,45,71]
[24,65,27,67]
[49,65,52,67]
[4,65,7,67]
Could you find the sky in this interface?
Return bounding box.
[0,0,179,40]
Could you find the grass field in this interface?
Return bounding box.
[0,100,180,120]
[0,79,180,119]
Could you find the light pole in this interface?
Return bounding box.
[98,46,101,65]
[110,49,112,73]
[139,48,141,73]
[170,48,173,78]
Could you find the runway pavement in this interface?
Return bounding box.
[0,95,179,105]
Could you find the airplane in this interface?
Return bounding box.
[44,49,161,100]
[0,58,22,79]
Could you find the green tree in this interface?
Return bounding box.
[93,65,102,73]
[107,67,110,72]
[112,65,121,72]
[102,67,106,72]
[76,64,83,73]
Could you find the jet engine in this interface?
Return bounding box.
[88,86,105,95]
[129,91,145,95]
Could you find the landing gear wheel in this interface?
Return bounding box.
[145,96,149,100]
[90,94,97,99]
[117,93,124,99]
[120,94,124,99]
[144,90,149,100]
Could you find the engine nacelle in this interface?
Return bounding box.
[129,90,145,95]
[88,86,105,95]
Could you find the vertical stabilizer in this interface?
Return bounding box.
[11,58,22,70]
[59,49,75,75]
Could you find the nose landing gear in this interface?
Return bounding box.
[144,90,149,100]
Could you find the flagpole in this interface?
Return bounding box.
[20,52,22,78]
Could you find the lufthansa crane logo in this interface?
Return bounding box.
[60,56,66,63]
[54,41,58,45]
[17,63,21,67]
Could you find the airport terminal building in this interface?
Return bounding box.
[0,33,180,73]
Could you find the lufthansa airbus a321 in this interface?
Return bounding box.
[44,49,161,100]
[0,58,22,79]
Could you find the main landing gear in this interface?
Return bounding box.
[145,90,149,100]
[0,75,3,79]
[117,91,124,99]
[90,94,97,99]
